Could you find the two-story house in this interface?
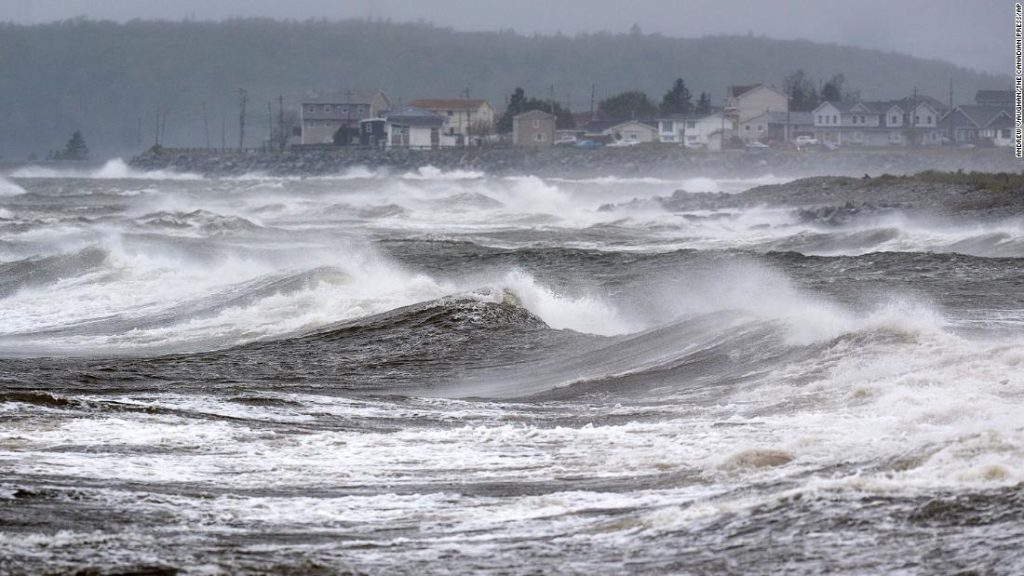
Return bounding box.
[299,90,392,145]
[512,110,556,147]
[725,84,789,126]
[408,99,496,145]
[811,96,945,147]
[940,90,1014,147]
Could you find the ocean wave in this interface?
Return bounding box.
[0,176,27,196]
[400,165,486,181]
[10,159,203,181]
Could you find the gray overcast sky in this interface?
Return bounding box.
[0,0,1009,74]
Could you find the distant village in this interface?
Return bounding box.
[283,80,1014,153]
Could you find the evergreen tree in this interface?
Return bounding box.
[61,130,90,160]
[496,87,575,133]
[695,92,712,115]
[783,69,819,111]
[598,91,658,121]
[821,74,846,102]
[660,78,692,115]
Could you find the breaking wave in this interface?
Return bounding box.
[10,158,203,180]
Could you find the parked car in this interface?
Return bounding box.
[575,139,603,149]
[795,135,819,147]
[744,141,769,149]
[606,139,641,148]
[554,135,578,146]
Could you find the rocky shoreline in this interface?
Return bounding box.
[128,146,1022,179]
[602,172,1024,221]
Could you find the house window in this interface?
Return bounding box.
[758,124,764,131]
[324,105,331,112]
[926,116,932,124]
[915,115,920,124]
[663,121,674,132]
[891,115,897,124]
[817,115,822,124]
[532,119,540,129]
[448,111,454,116]
[745,125,751,131]
[686,121,696,129]
[535,133,545,142]
[833,115,838,124]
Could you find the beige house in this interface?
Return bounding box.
[408,99,495,144]
[725,84,789,124]
[299,90,392,145]
[512,110,555,147]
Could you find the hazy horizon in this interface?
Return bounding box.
[0,0,1008,75]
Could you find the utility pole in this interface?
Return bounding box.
[202,101,210,149]
[462,87,471,144]
[154,108,161,147]
[948,78,955,144]
[278,95,285,150]
[267,101,273,152]
[549,85,556,116]
[239,88,248,150]
[221,118,226,151]
[161,110,168,146]
[590,84,596,121]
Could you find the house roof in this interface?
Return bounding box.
[605,120,658,132]
[727,84,787,100]
[385,106,446,127]
[409,99,491,110]
[303,90,387,105]
[513,109,555,121]
[726,85,759,98]
[815,100,862,113]
[975,90,1013,105]
[896,95,947,113]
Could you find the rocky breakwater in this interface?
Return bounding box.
[129,146,1021,179]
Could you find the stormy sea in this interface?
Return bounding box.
[1,160,1022,575]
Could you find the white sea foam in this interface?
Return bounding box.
[0,176,26,196]
[10,158,203,180]
[401,165,485,181]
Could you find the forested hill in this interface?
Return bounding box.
[0,18,1007,158]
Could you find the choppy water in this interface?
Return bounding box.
[1,161,1023,575]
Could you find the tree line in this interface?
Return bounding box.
[497,78,714,130]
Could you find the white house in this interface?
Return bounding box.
[677,113,732,148]
[383,107,448,149]
[657,114,687,144]
[811,97,945,147]
[408,98,496,144]
[604,120,658,143]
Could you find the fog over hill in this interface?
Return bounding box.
[0,18,1009,158]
